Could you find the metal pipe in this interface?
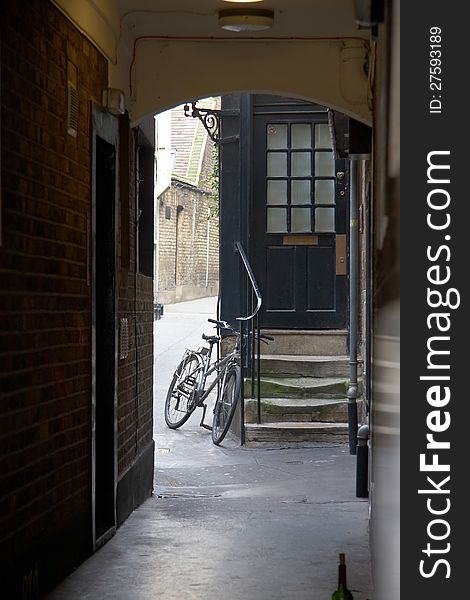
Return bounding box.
[356,424,369,498]
[256,312,261,425]
[348,159,359,455]
[234,241,262,321]
[240,319,246,445]
[205,206,210,287]
[251,289,255,400]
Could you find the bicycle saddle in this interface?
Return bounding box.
[202,334,219,343]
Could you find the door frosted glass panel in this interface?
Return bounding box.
[315,152,335,176]
[267,124,288,149]
[315,179,335,204]
[267,208,288,233]
[291,207,312,233]
[315,207,335,232]
[291,180,311,205]
[291,152,311,177]
[315,124,333,148]
[267,180,288,204]
[291,124,311,148]
[267,152,287,177]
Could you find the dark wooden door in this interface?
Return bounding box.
[252,111,348,329]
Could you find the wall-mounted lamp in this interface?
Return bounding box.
[102,88,125,115]
[218,8,274,32]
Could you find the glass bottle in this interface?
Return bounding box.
[331,553,354,599]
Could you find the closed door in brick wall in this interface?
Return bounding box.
[93,127,118,544]
[252,109,348,329]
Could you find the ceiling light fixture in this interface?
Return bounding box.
[218,8,274,32]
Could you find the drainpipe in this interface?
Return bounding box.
[347,158,359,455]
[205,206,210,287]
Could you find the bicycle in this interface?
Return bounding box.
[164,318,273,445]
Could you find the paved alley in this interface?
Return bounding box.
[47,297,372,600]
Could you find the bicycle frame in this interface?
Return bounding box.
[200,355,237,405]
[177,338,238,409]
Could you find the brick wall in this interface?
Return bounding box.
[157,183,219,304]
[1,0,106,566]
[117,127,154,477]
[157,136,219,304]
[0,0,154,593]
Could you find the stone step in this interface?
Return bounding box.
[260,354,350,378]
[244,421,349,446]
[244,376,348,399]
[244,397,362,424]
[262,329,347,356]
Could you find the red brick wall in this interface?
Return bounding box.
[117,127,154,476]
[0,0,154,590]
[1,0,106,561]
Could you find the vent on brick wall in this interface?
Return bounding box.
[67,61,78,137]
[120,318,129,359]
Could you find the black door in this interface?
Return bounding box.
[94,135,117,542]
[252,109,348,329]
[91,105,118,549]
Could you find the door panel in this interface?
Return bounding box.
[307,246,335,311]
[253,110,348,329]
[266,246,296,311]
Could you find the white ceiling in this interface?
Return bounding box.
[114,0,364,39]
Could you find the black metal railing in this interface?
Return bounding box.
[234,242,262,444]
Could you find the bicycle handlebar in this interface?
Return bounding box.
[208,318,233,330]
[208,319,274,343]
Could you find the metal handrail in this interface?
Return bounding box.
[234,242,262,321]
[233,241,265,444]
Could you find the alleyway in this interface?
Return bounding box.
[47,297,372,600]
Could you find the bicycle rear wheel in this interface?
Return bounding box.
[212,364,241,445]
[164,352,201,429]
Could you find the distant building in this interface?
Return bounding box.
[155,100,220,305]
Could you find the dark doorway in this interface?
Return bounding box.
[252,100,348,329]
[93,134,117,544]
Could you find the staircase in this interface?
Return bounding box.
[244,330,360,447]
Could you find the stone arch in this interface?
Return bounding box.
[120,38,372,125]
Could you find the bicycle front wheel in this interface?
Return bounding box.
[164,352,201,429]
[212,364,241,445]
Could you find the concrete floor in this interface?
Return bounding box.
[47,297,373,600]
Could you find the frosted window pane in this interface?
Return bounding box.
[291,124,311,148]
[315,152,335,176]
[267,180,288,205]
[315,124,333,148]
[291,208,312,233]
[291,180,311,205]
[267,208,287,233]
[315,207,335,232]
[291,152,311,177]
[315,180,335,204]
[267,124,288,149]
[267,152,287,176]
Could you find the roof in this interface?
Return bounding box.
[171,97,218,187]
